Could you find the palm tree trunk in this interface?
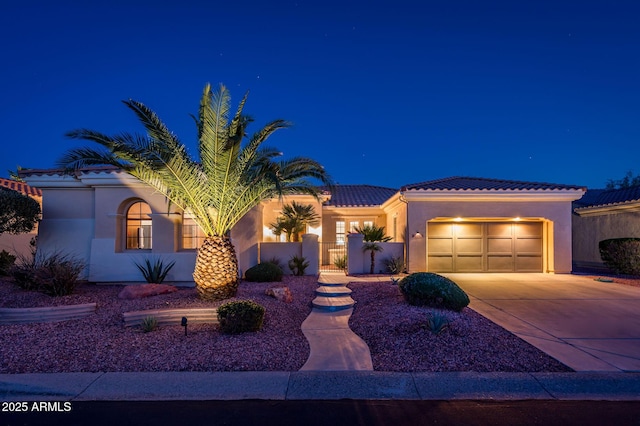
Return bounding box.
[370,250,375,274]
[193,236,239,301]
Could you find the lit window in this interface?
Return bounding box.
[363,220,374,228]
[349,221,359,232]
[182,213,206,249]
[336,221,345,245]
[126,201,152,249]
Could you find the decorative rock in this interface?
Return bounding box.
[118,284,178,300]
[265,286,293,303]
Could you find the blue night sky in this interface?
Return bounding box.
[2,1,639,190]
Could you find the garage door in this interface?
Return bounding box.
[427,222,543,272]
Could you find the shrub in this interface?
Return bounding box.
[334,255,347,270]
[265,257,283,269]
[11,250,85,296]
[398,272,470,312]
[133,256,176,283]
[244,262,283,282]
[34,252,85,296]
[141,316,158,333]
[0,187,41,235]
[599,238,640,276]
[425,311,450,335]
[217,300,265,334]
[288,255,309,276]
[0,250,16,276]
[383,255,405,274]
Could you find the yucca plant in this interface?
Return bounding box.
[133,256,176,284]
[58,84,332,300]
[288,255,309,276]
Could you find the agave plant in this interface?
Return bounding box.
[425,312,450,335]
[58,84,332,300]
[133,256,176,284]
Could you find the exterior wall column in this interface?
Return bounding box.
[301,233,319,275]
[347,232,364,274]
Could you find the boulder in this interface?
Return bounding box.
[118,283,178,300]
[265,286,293,303]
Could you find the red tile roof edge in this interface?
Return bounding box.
[0,178,42,197]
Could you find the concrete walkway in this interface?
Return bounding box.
[300,273,373,370]
[445,273,640,372]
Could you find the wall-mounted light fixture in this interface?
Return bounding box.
[413,231,423,239]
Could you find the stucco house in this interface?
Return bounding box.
[19,167,585,282]
[573,185,640,272]
[0,178,42,259]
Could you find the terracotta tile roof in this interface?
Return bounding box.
[0,178,42,197]
[401,176,585,192]
[324,185,398,207]
[574,185,640,209]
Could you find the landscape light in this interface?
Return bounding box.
[181,316,188,336]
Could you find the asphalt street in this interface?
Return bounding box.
[2,400,640,426]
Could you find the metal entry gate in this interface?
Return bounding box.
[319,242,347,272]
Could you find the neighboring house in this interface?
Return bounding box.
[573,185,640,272]
[19,167,585,282]
[0,178,42,259]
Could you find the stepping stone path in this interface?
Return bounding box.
[300,277,373,371]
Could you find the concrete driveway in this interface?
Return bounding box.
[443,273,640,372]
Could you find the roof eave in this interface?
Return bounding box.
[400,189,586,202]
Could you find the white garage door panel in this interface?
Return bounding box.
[428,222,542,272]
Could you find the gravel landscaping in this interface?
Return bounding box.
[0,275,574,373]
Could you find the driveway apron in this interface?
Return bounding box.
[444,273,640,372]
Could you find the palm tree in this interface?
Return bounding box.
[354,224,392,274]
[270,201,320,242]
[58,83,332,300]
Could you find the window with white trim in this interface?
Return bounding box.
[336,221,345,245]
[182,212,206,249]
[126,201,152,249]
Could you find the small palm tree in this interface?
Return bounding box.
[355,224,392,274]
[58,83,332,300]
[270,201,320,242]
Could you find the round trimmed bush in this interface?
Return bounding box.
[217,300,265,334]
[398,272,470,312]
[244,262,283,282]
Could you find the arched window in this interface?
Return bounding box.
[182,211,206,249]
[126,201,152,249]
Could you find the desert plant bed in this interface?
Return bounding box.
[1,276,572,373]
[348,282,572,372]
[0,275,316,373]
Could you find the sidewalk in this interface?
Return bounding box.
[2,371,640,401]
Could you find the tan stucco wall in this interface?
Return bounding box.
[573,208,640,269]
[261,196,324,242]
[321,209,388,242]
[406,200,575,273]
[24,171,265,283]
